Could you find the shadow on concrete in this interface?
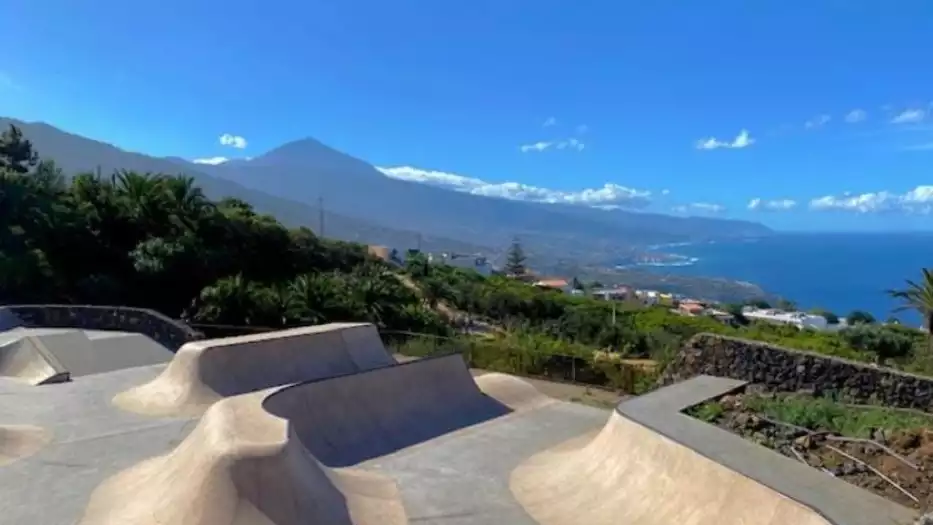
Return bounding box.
[263,353,512,467]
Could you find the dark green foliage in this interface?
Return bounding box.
[841,324,917,362]
[0,125,449,336]
[846,310,876,325]
[504,238,527,276]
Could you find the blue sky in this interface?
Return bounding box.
[2,0,932,231]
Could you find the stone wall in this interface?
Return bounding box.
[0,305,203,351]
[662,333,933,411]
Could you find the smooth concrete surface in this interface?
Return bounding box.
[113,322,397,416]
[0,327,172,382]
[3,321,916,525]
[365,402,608,525]
[68,352,606,525]
[618,376,917,525]
[0,365,198,525]
[0,329,69,384]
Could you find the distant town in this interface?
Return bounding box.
[370,246,884,333]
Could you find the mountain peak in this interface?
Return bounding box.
[252,137,352,165]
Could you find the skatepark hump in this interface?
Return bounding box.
[0,327,171,384]
[3,322,919,525]
[113,322,398,416]
[79,354,551,525]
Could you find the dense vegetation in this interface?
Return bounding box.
[0,125,450,335]
[3,122,933,390]
[403,250,933,374]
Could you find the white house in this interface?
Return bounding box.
[742,308,829,330]
[634,289,661,306]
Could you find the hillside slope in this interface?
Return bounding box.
[0,118,486,255]
[187,137,771,259]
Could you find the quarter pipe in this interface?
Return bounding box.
[511,411,832,525]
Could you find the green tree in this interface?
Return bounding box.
[571,276,583,290]
[504,238,527,277]
[745,299,771,309]
[0,125,39,174]
[888,268,933,349]
[775,298,797,311]
[847,310,876,326]
[841,325,915,363]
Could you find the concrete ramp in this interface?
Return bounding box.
[79,385,408,525]
[114,323,397,417]
[77,352,552,525]
[0,328,172,383]
[0,330,69,385]
[511,411,831,525]
[264,354,526,466]
[510,375,916,525]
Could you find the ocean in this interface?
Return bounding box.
[636,232,933,326]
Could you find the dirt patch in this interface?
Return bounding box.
[393,354,624,410]
[690,388,933,511]
[472,369,624,410]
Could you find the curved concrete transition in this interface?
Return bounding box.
[511,412,829,525]
[79,354,547,525]
[113,323,396,417]
[511,375,917,525]
[0,331,69,385]
[0,425,51,466]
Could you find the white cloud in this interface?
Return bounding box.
[543,117,557,127]
[695,130,755,150]
[809,186,933,214]
[520,137,585,152]
[520,141,553,153]
[844,109,867,123]
[576,124,589,134]
[805,114,831,129]
[748,198,797,211]
[660,189,670,196]
[219,133,248,149]
[555,138,585,151]
[192,156,231,165]
[376,165,652,209]
[891,109,927,124]
[672,202,725,214]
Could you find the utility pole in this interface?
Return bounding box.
[317,196,325,237]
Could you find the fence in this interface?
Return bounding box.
[184,324,653,393]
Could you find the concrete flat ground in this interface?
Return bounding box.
[0,364,197,525]
[364,402,607,524]
[0,362,608,525]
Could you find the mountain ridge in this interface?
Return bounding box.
[3,117,772,264]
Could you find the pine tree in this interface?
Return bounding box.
[0,125,39,174]
[504,238,527,277]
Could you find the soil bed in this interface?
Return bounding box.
[687,387,933,511]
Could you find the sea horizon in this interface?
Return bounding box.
[634,231,933,326]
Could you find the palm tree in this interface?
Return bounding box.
[887,268,933,349]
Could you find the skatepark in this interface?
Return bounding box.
[0,319,920,524]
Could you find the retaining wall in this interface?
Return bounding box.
[662,333,933,411]
[0,305,202,351]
